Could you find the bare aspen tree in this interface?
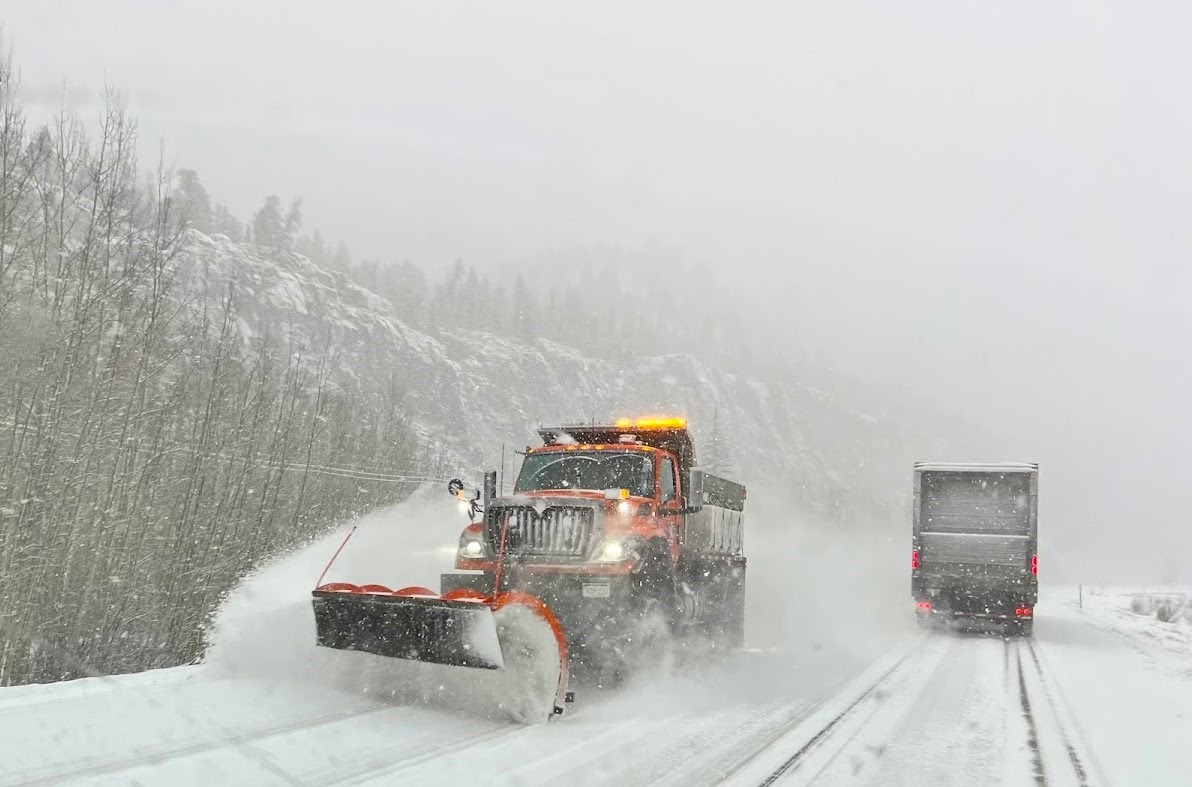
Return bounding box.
[0,40,38,323]
[0,52,423,685]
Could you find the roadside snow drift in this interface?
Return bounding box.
[203,491,562,723]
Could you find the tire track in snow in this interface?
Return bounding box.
[485,704,778,786]
[7,703,390,786]
[647,700,819,786]
[315,722,525,786]
[757,642,931,785]
[717,634,937,786]
[321,691,672,786]
[1014,642,1048,785]
[0,667,199,715]
[1021,638,1093,786]
[728,631,1093,786]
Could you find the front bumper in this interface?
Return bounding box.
[456,557,637,575]
[442,571,637,659]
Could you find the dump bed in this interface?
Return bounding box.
[912,463,1037,590]
[685,471,746,556]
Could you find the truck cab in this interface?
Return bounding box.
[453,419,700,575]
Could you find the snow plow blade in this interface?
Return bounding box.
[311,584,505,669]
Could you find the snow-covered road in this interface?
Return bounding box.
[731,622,1089,785]
[0,648,878,786]
[6,589,1189,785]
[3,496,1189,785]
[729,588,1192,787]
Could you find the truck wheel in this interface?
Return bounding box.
[633,550,679,625]
[627,551,678,674]
[1019,619,1034,637]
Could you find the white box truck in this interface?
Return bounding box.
[911,462,1038,635]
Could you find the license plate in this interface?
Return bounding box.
[582,583,611,599]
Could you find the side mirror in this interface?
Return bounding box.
[687,469,706,510]
[483,471,497,509]
[448,478,483,520]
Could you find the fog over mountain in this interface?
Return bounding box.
[3,1,1188,583]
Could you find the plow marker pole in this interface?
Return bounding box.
[314,525,358,589]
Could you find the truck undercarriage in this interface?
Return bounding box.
[442,552,745,682]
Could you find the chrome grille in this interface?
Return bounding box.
[485,504,598,558]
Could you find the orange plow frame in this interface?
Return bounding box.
[310,504,575,719]
[311,580,572,718]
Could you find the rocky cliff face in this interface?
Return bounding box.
[184,231,932,521]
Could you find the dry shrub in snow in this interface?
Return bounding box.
[1127,594,1191,626]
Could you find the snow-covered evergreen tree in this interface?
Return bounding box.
[702,400,737,476]
[174,169,212,232]
[251,194,286,250]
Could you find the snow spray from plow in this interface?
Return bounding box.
[309,483,574,722]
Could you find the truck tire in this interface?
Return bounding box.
[633,545,679,623]
[1019,619,1034,637]
[626,548,678,674]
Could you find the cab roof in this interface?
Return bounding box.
[915,462,1038,473]
[527,443,652,454]
[537,424,694,467]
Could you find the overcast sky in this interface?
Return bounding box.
[4,1,1189,578]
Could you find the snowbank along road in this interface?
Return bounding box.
[1,499,1189,785]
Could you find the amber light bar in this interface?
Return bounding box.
[615,417,687,430]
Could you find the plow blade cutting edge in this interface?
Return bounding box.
[311,584,506,669]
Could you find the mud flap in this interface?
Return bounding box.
[311,585,505,669]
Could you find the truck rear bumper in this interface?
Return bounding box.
[913,575,1038,607]
[919,608,1031,622]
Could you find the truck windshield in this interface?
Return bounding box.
[515,452,655,497]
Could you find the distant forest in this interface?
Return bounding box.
[173,166,761,375]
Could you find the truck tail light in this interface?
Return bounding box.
[916,600,932,611]
[1031,555,1038,576]
[912,550,920,570]
[1016,607,1033,617]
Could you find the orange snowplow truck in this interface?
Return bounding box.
[443,418,747,678]
[310,417,745,718]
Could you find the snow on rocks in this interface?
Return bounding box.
[177,229,928,519]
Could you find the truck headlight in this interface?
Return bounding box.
[616,500,631,515]
[459,539,485,558]
[599,540,626,561]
